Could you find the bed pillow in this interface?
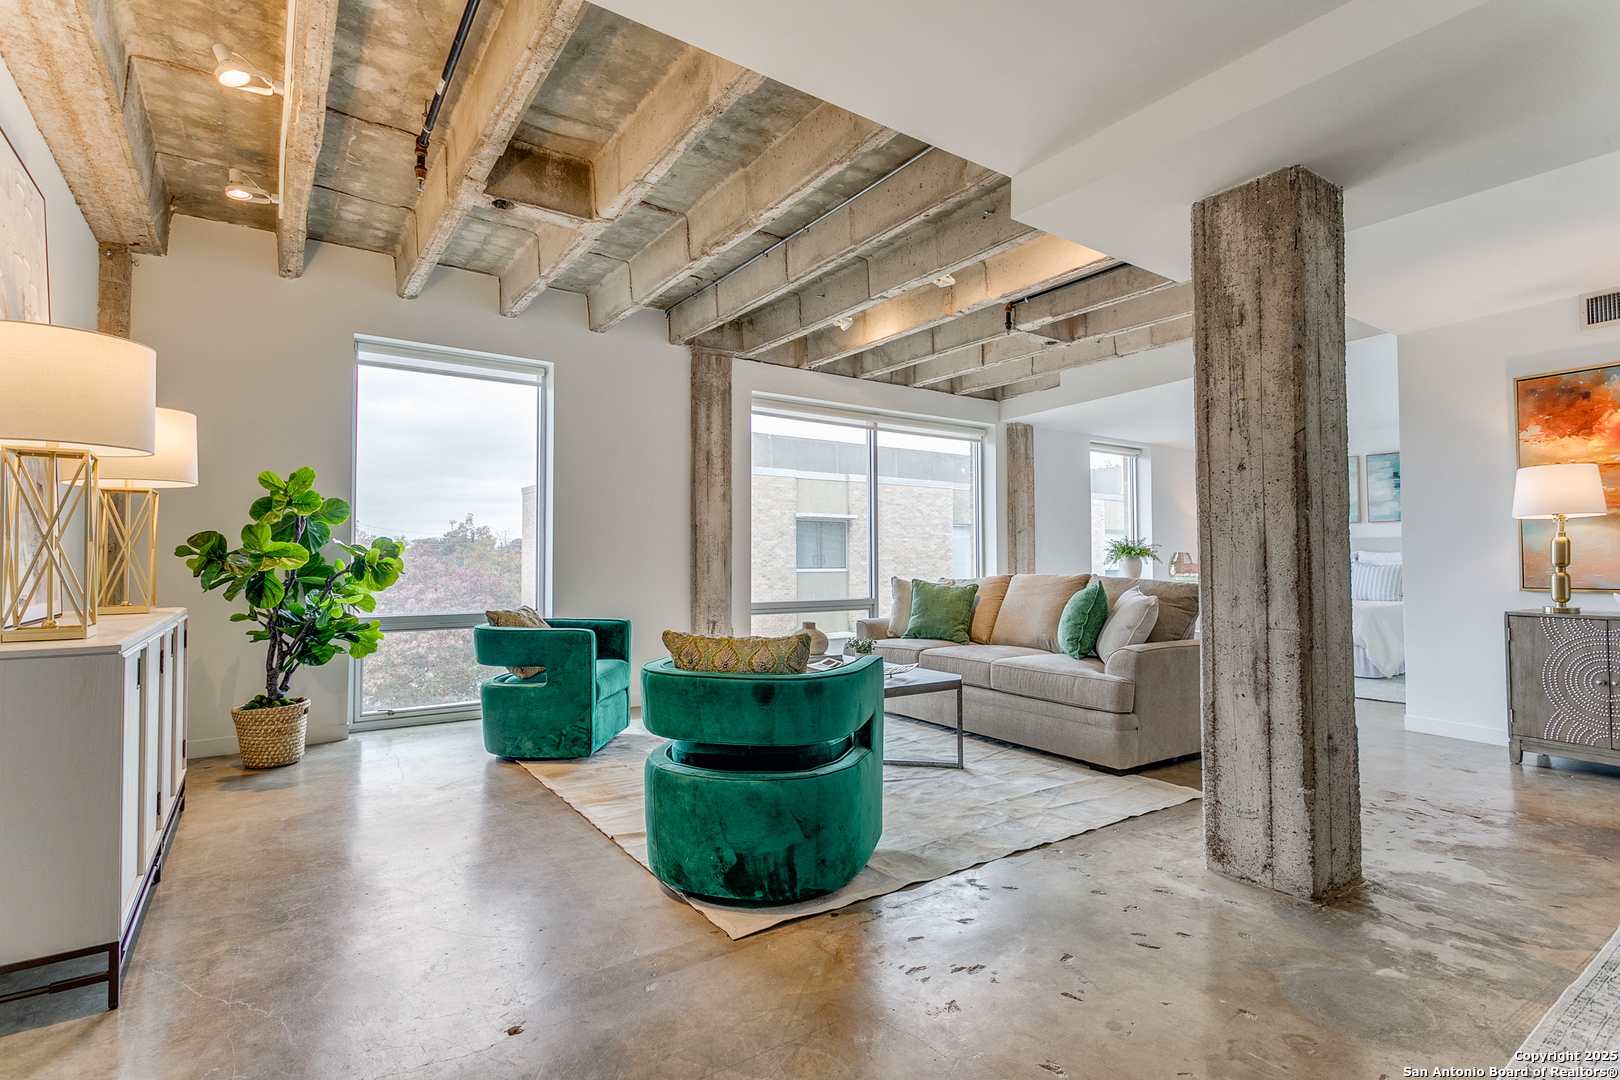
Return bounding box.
[1094,587,1160,662]
[1355,551,1403,565]
[1351,561,1403,601]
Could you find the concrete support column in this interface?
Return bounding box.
[691,349,732,636]
[1006,422,1035,574]
[1192,165,1361,900]
[97,244,132,338]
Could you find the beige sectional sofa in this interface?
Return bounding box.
[857,574,1201,772]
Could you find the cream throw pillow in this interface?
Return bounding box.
[1094,587,1160,662]
[990,574,1090,653]
[887,576,913,638]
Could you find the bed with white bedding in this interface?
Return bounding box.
[1350,548,1403,679]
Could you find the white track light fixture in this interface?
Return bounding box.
[835,316,855,331]
[933,274,956,288]
[212,44,283,96]
[223,169,279,206]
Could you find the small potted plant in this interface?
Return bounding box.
[848,637,876,655]
[175,467,404,768]
[1104,537,1161,579]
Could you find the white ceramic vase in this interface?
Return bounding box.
[1120,557,1143,578]
[800,621,829,656]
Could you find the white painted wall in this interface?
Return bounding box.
[136,217,693,757]
[0,55,98,330]
[1347,333,1402,543]
[1143,444,1198,574]
[1400,295,1620,744]
[1032,428,1090,575]
[135,217,1003,758]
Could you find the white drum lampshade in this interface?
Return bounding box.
[1512,462,1609,615]
[0,320,159,639]
[1511,462,1608,519]
[0,321,156,455]
[98,409,198,488]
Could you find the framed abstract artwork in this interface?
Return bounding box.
[1366,452,1401,522]
[1516,364,1620,590]
[0,124,48,323]
[1348,456,1361,523]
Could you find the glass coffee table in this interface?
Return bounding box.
[881,666,965,769]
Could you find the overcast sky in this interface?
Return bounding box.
[355,365,537,540]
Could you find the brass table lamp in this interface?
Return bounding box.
[95,409,198,613]
[1512,462,1608,614]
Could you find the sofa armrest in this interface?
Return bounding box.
[1104,639,1201,763]
[546,618,631,663]
[856,618,891,640]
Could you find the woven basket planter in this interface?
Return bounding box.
[232,699,309,769]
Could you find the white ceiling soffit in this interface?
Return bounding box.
[589,0,1346,178]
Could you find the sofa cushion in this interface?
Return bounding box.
[920,644,1046,688]
[989,653,1135,713]
[1099,578,1198,642]
[905,579,978,643]
[595,659,631,699]
[874,638,958,664]
[944,574,1012,644]
[990,574,1090,653]
[1095,588,1159,662]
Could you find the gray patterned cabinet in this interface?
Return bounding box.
[1507,610,1620,768]
[0,609,188,1010]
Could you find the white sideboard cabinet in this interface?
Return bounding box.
[0,608,188,1010]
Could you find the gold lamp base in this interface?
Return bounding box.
[1544,514,1582,615]
[1,446,99,641]
[97,485,159,614]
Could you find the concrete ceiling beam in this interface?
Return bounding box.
[277,0,341,278]
[1011,264,1176,332]
[946,313,1194,396]
[758,232,1109,371]
[497,50,763,316]
[0,0,169,252]
[485,143,594,224]
[586,104,900,333]
[666,150,1000,345]
[395,0,588,299]
[1041,280,1193,343]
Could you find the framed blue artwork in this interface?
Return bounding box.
[1366,452,1401,522]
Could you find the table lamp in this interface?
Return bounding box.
[96,409,197,614]
[1512,462,1608,614]
[1169,552,1198,579]
[0,321,156,640]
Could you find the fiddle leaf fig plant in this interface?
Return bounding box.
[175,466,405,710]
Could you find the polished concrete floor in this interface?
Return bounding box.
[3,701,1619,1079]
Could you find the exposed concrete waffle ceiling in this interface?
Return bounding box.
[3,0,1192,399]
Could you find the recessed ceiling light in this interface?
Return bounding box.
[212,44,283,96]
[835,316,854,331]
[223,168,279,205]
[934,275,956,288]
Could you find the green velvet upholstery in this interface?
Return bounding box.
[640,655,884,904]
[473,620,631,760]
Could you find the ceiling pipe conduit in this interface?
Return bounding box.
[415,0,482,191]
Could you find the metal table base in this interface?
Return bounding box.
[881,667,965,769]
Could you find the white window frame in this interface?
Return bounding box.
[749,395,987,623]
[348,336,552,731]
[1090,442,1142,573]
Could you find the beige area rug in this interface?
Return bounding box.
[1514,923,1620,1060]
[520,717,1201,939]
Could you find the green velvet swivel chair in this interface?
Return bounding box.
[640,654,884,904]
[473,619,631,759]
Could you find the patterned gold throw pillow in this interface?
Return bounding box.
[662,630,811,674]
[486,607,550,679]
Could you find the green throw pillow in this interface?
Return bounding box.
[1057,579,1109,659]
[904,579,978,644]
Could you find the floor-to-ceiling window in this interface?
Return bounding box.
[1090,444,1139,576]
[751,400,983,650]
[351,338,548,728]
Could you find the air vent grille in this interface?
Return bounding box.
[1582,289,1620,330]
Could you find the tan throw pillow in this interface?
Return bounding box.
[1094,587,1160,662]
[946,575,1012,644]
[990,574,1090,653]
[663,630,811,674]
[485,607,550,679]
[1098,577,1199,642]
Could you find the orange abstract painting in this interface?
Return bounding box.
[1517,364,1620,590]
